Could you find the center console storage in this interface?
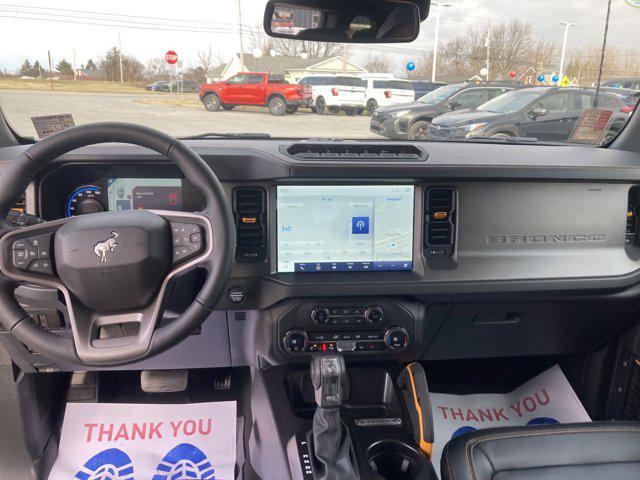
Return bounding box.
[283,365,437,480]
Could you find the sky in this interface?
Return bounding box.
[0,0,638,75]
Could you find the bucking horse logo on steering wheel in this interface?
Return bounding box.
[94,232,119,263]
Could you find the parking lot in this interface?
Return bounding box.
[0,90,378,139]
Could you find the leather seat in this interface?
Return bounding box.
[441,422,640,480]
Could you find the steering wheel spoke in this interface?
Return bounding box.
[0,217,70,288]
[151,210,214,273]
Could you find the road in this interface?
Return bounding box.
[0,89,379,139]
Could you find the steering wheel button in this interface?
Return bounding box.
[28,260,53,275]
[172,236,182,246]
[190,232,202,244]
[12,240,28,250]
[12,250,28,270]
[26,246,38,260]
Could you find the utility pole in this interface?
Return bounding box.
[342,44,350,73]
[118,31,124,83]
[485,24,491,83]
[594,0,612,104]
[558,22,576,81]
[431,2,452,83]
[73,49,76,80]
[238,0,244,71]
[47,50,53,91]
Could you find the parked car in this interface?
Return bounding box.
[371,82,518,140]
[600,77,640,91]
[199,72,311,115]
[593,87,640,114]
[410,80,447,100]
[361,76,415,114]
[427,87,628,144]
[298,74,366,115]
[145,80,169,91]
[158,80,198,93]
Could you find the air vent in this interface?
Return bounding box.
[284,143,425,162]
[627,187,639,244]
[11,193,26,212]
[424,187,456,256]
[234,188,267,262]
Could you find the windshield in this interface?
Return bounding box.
[418,84,463,104]
[0,0,637,146]
[477,90,545,114]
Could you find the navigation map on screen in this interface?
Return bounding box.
[277,185,414,273]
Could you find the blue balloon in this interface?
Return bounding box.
[406,61,416,71]
[552,75,559,83]
[537,74,545,82]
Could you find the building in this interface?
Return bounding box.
[74,68,103,80]
[207,53,367,84]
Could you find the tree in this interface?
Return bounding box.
[250,29,339,58]
[32,60,42,78]
[56,59,74,79]
[362,54,392,74]
[86,58,97,70]
[19,59,32,77]
[99,47,144,82]
[196,46,219,75]
[145,57,172,80]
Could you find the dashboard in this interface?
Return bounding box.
[3,138,640,370]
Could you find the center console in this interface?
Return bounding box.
[277,299,419,357]
[254,359,438,480]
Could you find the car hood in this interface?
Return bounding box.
[376,101,438,114]
[432,110,503,126]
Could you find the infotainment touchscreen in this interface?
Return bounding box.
[277,185,414,273]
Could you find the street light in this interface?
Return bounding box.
[431,2,452,83]
[558,22,576,81]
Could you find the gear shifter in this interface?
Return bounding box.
[308,353,360,480]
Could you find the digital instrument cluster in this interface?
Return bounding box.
[64,178,183,217]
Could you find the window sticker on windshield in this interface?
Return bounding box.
[570,109,615,145]
[31,114,75,139]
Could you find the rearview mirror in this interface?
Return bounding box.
[530,107,548,118]
[263,0,422,43]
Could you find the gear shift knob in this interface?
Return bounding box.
[310,354,348,408]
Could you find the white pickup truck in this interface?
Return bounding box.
[298,74,366,115]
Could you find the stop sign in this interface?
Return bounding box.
[165,50,178,65]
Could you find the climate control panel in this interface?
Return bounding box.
[277,299,416,357]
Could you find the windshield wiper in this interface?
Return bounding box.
[180,132,271,140]
[466,135,539,143]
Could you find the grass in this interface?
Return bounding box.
[0,78,148,93]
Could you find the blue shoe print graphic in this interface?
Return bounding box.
[74,448,134,480]
[152,443,215,480]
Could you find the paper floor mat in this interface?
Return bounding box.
[48,401,236,480]
[430,365,591,479]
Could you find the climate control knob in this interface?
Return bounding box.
[384,327,409,351]
[365,306,384,324]
[310,306,330,325]
[283,329,309,353]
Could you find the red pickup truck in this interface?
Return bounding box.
[199,72,311,115]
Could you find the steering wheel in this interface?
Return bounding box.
[0,123,235,366]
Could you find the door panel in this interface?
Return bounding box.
[518,92,574,141]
